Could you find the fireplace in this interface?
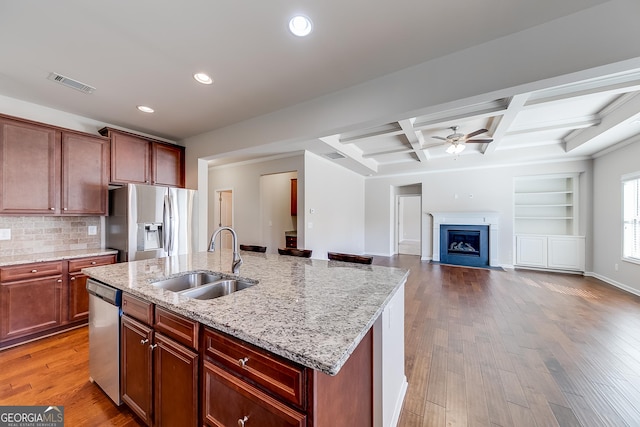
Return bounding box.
[440,224,489,267]
[430,212,500,267]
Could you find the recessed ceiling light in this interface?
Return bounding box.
[194,73,213,85]
[289,15,313,37]
[137,105,154,113]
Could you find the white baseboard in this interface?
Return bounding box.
[584,271,640,297]
[390,377,408,427]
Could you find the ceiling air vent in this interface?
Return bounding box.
[47,72,96,94]
[325,152,346,160]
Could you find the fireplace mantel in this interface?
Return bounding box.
[430,212,499,267]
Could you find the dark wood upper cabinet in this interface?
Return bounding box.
[101,127,185,188]
[61,132,109,215]
[291,178,297,216]
[153,142,185,188]
[0,114,109,216]
[0,117,60,214]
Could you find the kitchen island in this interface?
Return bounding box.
[83,250,409,427]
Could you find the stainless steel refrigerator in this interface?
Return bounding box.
[107,184,199,262]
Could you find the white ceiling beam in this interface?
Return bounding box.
[507,116,600,135]
[319,135,378,173]
[483,94,529,155]
[411,99,509,130]
[398,119,428,162]
[339,124,403,143]
[362,147,415,158]
[565,92,640,152]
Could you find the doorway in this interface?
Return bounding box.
[214,189,233,249]
[396,194,421,255]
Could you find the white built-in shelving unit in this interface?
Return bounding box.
[514,173,585,271]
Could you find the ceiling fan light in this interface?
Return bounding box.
[454,143,466,154]
[445,144,457,154]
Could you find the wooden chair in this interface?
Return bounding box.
[239,244,267,253]
[278,248,312,258]
[327,252,373,265]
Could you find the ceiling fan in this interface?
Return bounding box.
[432,126,493,154]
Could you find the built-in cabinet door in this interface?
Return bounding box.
[515,235,547,268]
[121,315,154,426]
[154,333,198,427]
[110,131,151,185]
[0,117,60,214]
[67,273,89,322]
[547,236,585,271]
[0,276,63,341]
[152,143,184,188]
[61,132,109,215]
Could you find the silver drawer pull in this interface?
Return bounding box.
[57,279,63,283]
[238,416,249,427]
[70,277,76,281]
[238,357,249,367]
[91,261,97,265]
[50,207,55,211]
[140,339,149,345]
[31,269,38,273]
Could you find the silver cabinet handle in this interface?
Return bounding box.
[238,357,249,367]
[91,261,97,265]
[31,269,38,273]
[70,277,76,281]
[140,339,149,345]
[57,279,63,283]
[238,416,248,427]
[63,208,68,211]
[150,344,158,350]
[50,207,55,210]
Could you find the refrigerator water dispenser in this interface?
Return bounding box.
[138,222,163,250]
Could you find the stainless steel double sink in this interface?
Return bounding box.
[151,272,256,300]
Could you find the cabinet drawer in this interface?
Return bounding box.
[203,328,306,408]
[122,293,154,325]
[203,361,306,427]
[154,306,199,350]
[68,254,116,272]
[0,261,63,282]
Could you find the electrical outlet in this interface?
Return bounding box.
[615,263,619,271]
[0,228,11,240]
[88,225,97,235]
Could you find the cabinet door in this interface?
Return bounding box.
[61,133,109,215]
[0,276,62,342]
[0,117,60,214]
[154,333,198,427]
[203,361,306,427]
[152,143,184,188]
[548,236,585,271]
[290,179,297,216]
[121,315,153,426]
[110,131,151,185]
[68,272,89,322]
[515,235,547,267]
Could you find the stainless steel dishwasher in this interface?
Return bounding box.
[87,278,122,406]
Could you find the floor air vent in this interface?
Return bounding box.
[47,72,96,94]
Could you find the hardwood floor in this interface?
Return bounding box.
[1,255,640,426]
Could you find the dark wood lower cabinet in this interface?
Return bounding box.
[121,315,153,425]
[203,361,306,427]
[120,294,199,427]
[154,333,198,427]
[0,275,62,342]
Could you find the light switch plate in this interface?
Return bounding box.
[0,228,11,240]
[88,226,97,235]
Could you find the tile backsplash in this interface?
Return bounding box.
[0,216,102,257]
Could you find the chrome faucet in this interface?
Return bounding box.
[208,226,243,274]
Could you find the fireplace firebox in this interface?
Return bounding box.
[440,224,489,267]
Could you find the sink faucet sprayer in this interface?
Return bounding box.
[208,226,243,274]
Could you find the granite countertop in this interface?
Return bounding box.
[0,248,119,267]
[82,250,408,375]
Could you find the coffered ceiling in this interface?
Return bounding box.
[320,70,640,176]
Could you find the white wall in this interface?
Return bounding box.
[208,155,304,250]
[592,139,640,295]
[304,152,365,259]
[259,172,297,253]
[365,160,592,267]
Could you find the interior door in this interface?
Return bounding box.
[397,195,421,255]
[217,190,233,250]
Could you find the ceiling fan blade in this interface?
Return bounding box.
[432,136,448,141]
[464,128,489,139]
[466,138,493,143]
